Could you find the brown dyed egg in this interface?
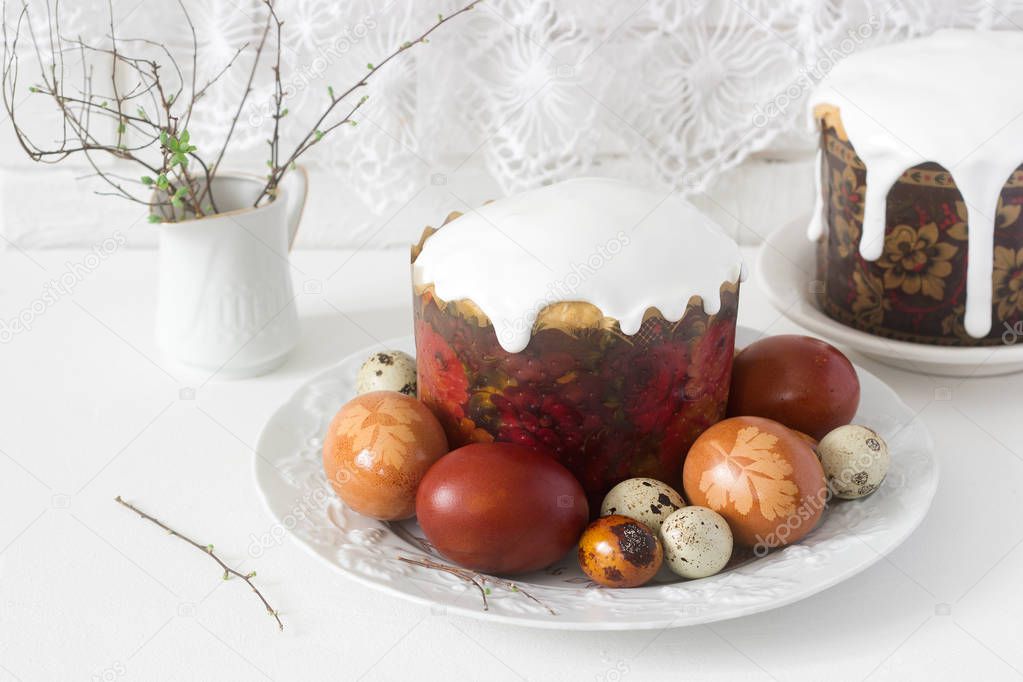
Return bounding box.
[578,515,663,588]
[682,416,827,550]
[322,391,448,520]
[416,443,589,574]
[727,334,860,440]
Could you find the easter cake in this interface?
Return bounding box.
[809,30,1023,346]
[410,177,743,506]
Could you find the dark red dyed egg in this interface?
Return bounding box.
[727,335,860,441]
[415,443,589,574]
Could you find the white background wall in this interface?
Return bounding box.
[2,0,1017,250]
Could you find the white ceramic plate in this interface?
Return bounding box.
[253,329,938,630]
[757,216,1023,377]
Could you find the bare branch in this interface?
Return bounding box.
[198,4,273,209]
[1,0,482,222]
[253,0,483,207]
[115,496,284,631]
[397,556,556,615]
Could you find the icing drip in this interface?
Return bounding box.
[808,148,824,240]
[413,177,744,353]
[808,29,1023,338]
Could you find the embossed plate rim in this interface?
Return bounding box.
[253,328,938,630]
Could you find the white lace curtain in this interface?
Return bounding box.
[8,0,1023,246]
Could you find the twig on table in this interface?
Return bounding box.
[115,495,284,631]
[398,556,557,616]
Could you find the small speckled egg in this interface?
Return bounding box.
[817,424,890,499]
[356,351,417,396]
[578,515,663,588]
[659,506,733,579]
[600,478,686,534]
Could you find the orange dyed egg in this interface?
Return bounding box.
[682,416,827,549]
[322,391,448,520]
[578,515,663,588]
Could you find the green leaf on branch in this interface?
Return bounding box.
[147,214,163,224]
[141,176,154,186]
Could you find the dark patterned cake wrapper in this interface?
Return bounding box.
[413,285,740,509]
[815,124,1023,346]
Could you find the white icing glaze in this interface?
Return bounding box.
[808,148,824,242]
[413,177,744,353]
[808,29,1023,338]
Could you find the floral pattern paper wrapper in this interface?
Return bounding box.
[412,226,740,508]
[814,118,1023,346]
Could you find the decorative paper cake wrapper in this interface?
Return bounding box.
[814,106,1023,346]
[412,217,741,508]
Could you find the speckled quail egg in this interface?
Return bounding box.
[600,478,686,534]
[355,351,417,396]
[578,515,663,588]
[659,506,733,579]
[817,424,890,499]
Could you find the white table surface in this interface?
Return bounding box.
[1,244,1022,682]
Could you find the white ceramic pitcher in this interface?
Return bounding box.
[155,168,307,379]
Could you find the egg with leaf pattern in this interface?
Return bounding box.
[323,391,448,521]
[682,416,827,549]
